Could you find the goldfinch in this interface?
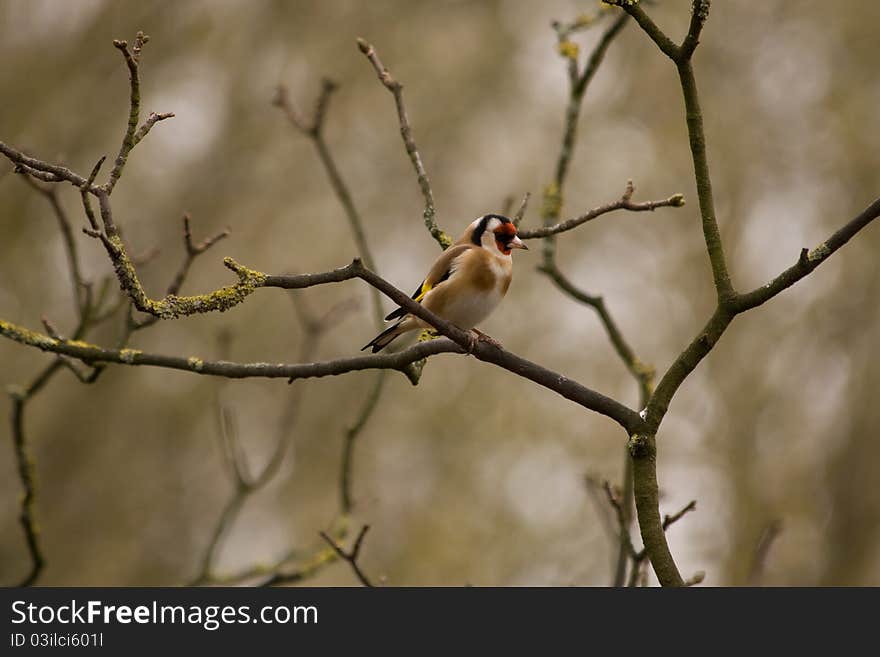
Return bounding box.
[362,214,527,353]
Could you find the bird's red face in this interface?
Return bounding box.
[493,221,528,255]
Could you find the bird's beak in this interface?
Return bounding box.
[509,235,528,250]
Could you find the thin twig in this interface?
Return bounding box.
[274,75,390,528]
[542,8,649,588]
[319,525,374,587]
[18,176,88,315]
[192,295,359,586]
[274,79,383,327]
[104,32,172,194]
[357,38,451,249]
[518,182,684,239]
[513,192,531,227]
[747,519,783,585]
[583,475,619,546]
[341,372,386,514]
[662,499,697,531]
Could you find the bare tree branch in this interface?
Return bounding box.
[357,38,451,249]
[192,298,357,586]
[257,525,348,587]
[592,477,698,587]
[319,525,374,587]
[518,181,684,240]
[552,10,630,188]
[133,214,230,330]
[3,190,230,585]
[18,175,88,315]
[341,373,385,514]
[646,196,880,435]
[542,9,654,588]
[512,192,531,227]
[609,1,731,303]
[662,499,697,531]
[105,32,173,194]
[733,198,880,312]
[680,0,712,61]
[274,75,392,519]
[0,142,93,189]
[602,1,680,61]
[274,79,384,327]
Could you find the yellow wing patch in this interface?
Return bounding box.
[414,281,432,303]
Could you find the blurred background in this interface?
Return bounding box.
[1,0,878,586]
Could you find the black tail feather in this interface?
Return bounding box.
[361,321,403,353]
[384,306,406,321]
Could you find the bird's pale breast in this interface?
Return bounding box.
[421,248,511,329]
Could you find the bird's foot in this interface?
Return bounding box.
[471,328,502,350]
[463,330,477,354]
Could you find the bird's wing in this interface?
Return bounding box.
[384,244,475,321]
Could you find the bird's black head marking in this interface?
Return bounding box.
[471,214,512,245]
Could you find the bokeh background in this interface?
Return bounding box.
[1,0,878,586]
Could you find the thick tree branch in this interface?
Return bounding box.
[646,305,732,431]
[0,316,457,379]
[608,2,731,303]
[356,38,452,249]
[647,197,880,432]
[0,257,648,433]
[595,477,697,587]
[628,434,684,586]
[676,58,734,302]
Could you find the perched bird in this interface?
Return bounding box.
[362,214,527,353]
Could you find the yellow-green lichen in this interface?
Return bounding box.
[34,335,59,349]
[119,348,142,364]
[808,243,830,263]
[66,339,97,350]
[0,320,58,351]
[558,40,580,60]
[542,182,562,221]
[105,237,267,320]
[403,336,433,386]
[187,357,204,372]
[573,12,598,27]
